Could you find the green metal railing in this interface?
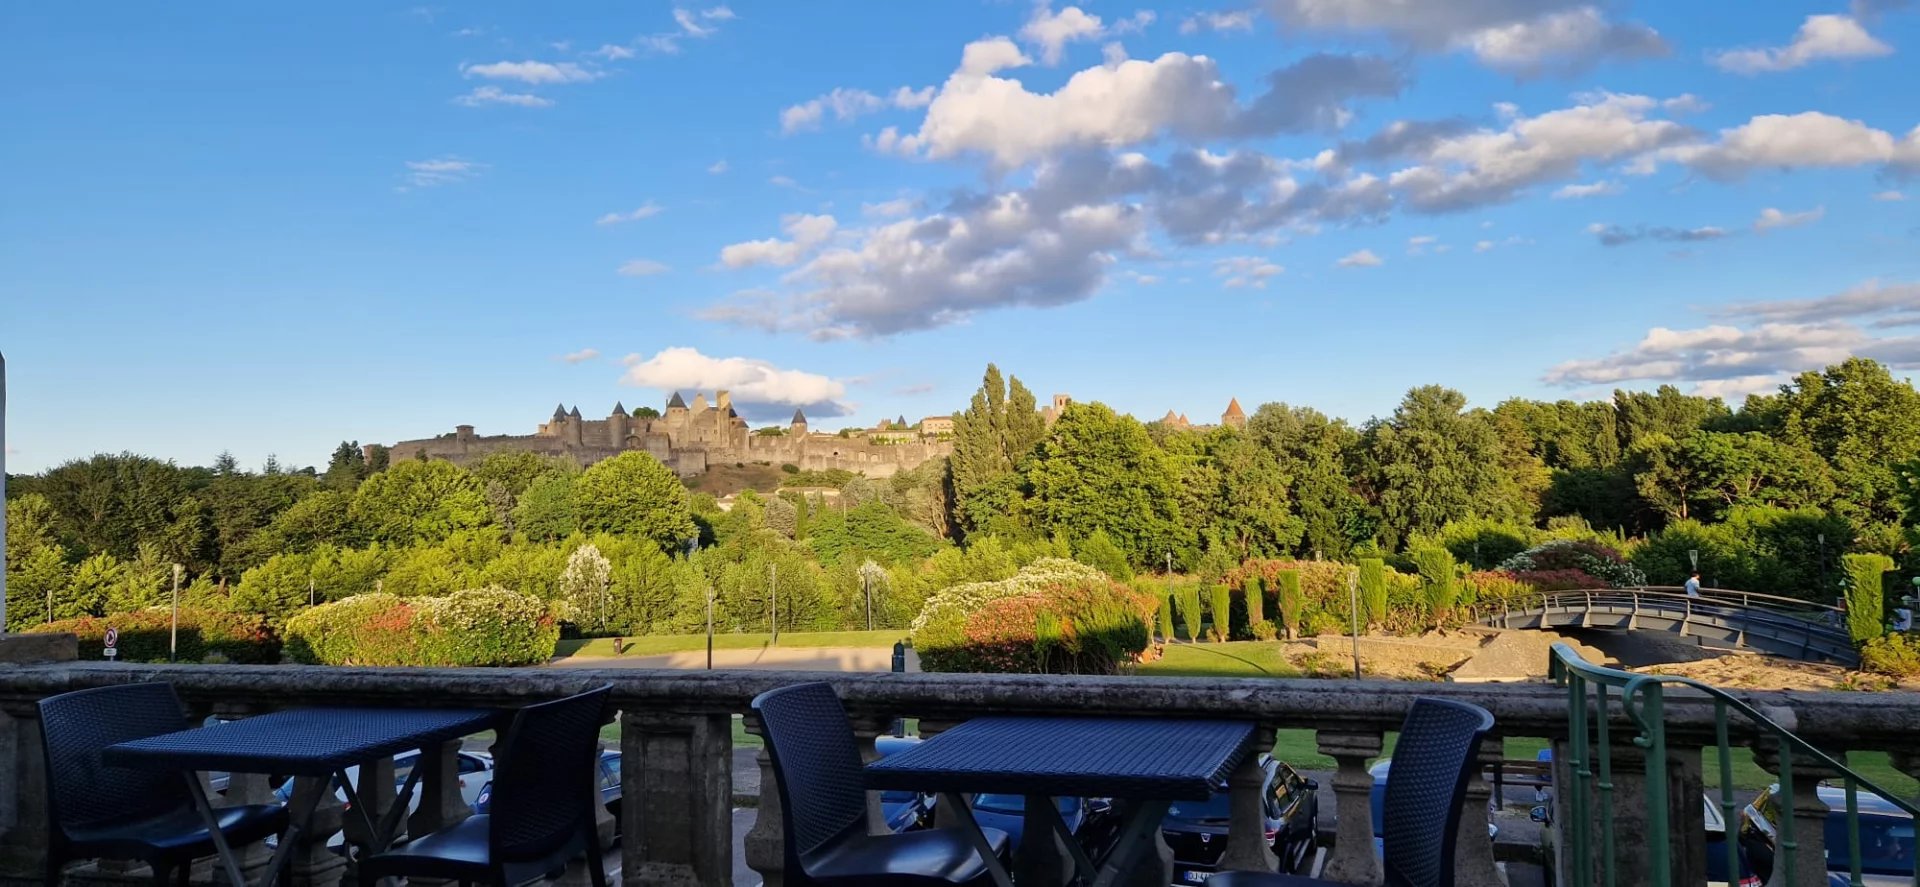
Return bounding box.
[1549,643,1918,887]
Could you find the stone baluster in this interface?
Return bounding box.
[286,771,348,887]
[0,703,55,884]
[1316,729,1383,886]
[1753,740,1838,887]
[1217,727,1279,874]
[623,708,731,886]
[1451,735,1505,887]
[742,713,786,887]
[1549,735,1706,887]
[397,739,469,887]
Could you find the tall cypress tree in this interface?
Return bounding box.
[949,364,1046,537]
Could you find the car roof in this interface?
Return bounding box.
[1763,784,1912,819]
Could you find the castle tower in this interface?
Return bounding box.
[1222,398,1247,430]
[716,390,732,413]
[608,401,630,448]
[790,408,808,436]
[544,402,568,438]
[690,392,709,414]
[567,405,584,446]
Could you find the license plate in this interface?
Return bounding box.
[1182,872,1213,883]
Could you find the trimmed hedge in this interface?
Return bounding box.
[1842,553,1892,645]
[911,559,1154,674]
[284,588,559,667]
[31,608,280,664]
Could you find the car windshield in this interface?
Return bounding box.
[1167,793,1231,823]
[1825,815,1916,875]
[974,794,1076,815]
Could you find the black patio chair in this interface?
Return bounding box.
[356,684,613,887]
[752,682,1010,887]
[38,682,289,886]
[1210,696,1495,887]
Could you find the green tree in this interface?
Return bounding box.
[1073,528,1135,580]
[1176,584,1203,641]
[804,501,944,566]
[1358,557,1387,628]
[948,364,1047,537]
[349,460,489,545]
[1247,403,1366,557]
[560,543,615,633]
[1842,552,1893,644]
[1276,569,1303,639]
[1676,432,1834,519]
[323,441,368,491]
[472,451,567,498]
[573,452,697,551]
[1023,403,1184,567]
[1410,545,1458,626]
[1194,430,1303,560]
[1362,387,1530,548]
[1244,575,1268,626]
[1206,584,1231,642]
[1769,359,1920,522]
[515,473,579,542]
[35,453,200,561]
[1614,386,1730,449]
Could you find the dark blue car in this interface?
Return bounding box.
[968,794,1112,853]
[1164,755,1319,883]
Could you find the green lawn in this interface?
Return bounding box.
[554,629,906,658]
[1137,641,1303,677]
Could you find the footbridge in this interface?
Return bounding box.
[1475,586,1860,665]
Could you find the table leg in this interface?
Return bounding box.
[1030,795,1099,885]
[257,775,328,887]
[939,791,1013,887]
[1089,800,1171,887]
[376,762,424,850]
[183,773,249,887]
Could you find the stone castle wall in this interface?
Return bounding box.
[383,397,951,478]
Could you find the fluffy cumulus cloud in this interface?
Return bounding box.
[719,214,839,268]
[1214,256,1284,288]
[1259,0,1666,76]
[1711,14,1892,74]
[1664,112,1920,180]
[1754,206,1825,231]
[1586,222,1729,246]
[454,86,553,108]
[1336,248,1384,267]
[873,38,1402,168]
[780,87,932,134]
[1548,279,1920,395]
[1019,4,1107,64]
[1181,9,1258,34]
[619,347,854,419]
[461,60,601,84]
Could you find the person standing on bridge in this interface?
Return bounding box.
[1684,571,1702,597]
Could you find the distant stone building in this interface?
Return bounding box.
[920,415,955,436]
[382,391,952,478]
[1042,393,1072,425]
[1152,399,1246,432]
[1222,398,1247,430]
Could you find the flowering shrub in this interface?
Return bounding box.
[285,588,558,666]
[1463,571,1533,603]
[32,608,279,664]
[913,559,1153,674]
[1497,540,1645,588]
[1508,569,1608,591]
[1860,634,1920,678]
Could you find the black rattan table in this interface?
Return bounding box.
[867,716,1255,887]
[106,707,498,887]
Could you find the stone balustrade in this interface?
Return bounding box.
[0,653,1915,886]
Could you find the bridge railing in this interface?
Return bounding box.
[1549,642,1919,887]
[1473,585,1858,664]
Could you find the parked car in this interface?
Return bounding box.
[1534,793,1759,886]
[1739,783,1915,887]
[1163,755,1319,883]
[1370,758,1497,857]
[967,793,1114,854]
[876,736,936,833]
[474,748,623,837]
[268,748,493,850]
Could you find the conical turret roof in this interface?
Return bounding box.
[792,408,807,424]
[612,401,626,416]
[667,392,687,409]
[553,403,568,421]
[1223,397,1245,418]
[569,405,582,419]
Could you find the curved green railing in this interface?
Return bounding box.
[1548,642,1918,887]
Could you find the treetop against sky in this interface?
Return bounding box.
[2,1,1917,472]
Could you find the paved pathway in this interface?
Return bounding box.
[550,645,915,671]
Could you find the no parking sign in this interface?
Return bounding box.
[104,627,119,660]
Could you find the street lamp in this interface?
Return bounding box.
[1347,570,1361,680]
[170,564,183,663]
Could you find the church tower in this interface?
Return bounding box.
[790,408,808,437]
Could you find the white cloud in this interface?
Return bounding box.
[673,6,735,38]
[617,259,671,277]
[1336,248,1383,267]
[461,60,600,84]
[707,159,729,174]
[454,86,553,108]
[1587,222,1729,246]
[1455,6,1667,77]
[1260,0,1666,76]
[1474,235,1529,252]
[719,214,838,268]
[1664,112,1920,180]
[1181,9,1258,34]
[1021,4,1107,64]
[590,44,636,60]
[1386,93,1693,212]
[1714,279,1920,325]
[596,202,665,225]
[769,175,801,189]
[560,348,601,364]
[1475,240,1497,252]
[1711,14,1891,74]
[1214,256,1284,288]
[780,86,932,134]
[402,156,485,188]
[619,347,854,419]
[882,38,1402,168]
[862,198,917,218]
[1407,234,1440,255]
[1876,190,1908,201]
[1754,206,1825,231]
[1553,180,1621,198]
[608,6,735,58]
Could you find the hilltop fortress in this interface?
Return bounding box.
[383,391,953,478]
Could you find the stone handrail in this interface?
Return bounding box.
[0,658,1915,886]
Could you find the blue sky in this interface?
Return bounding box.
[3,1,1918,473]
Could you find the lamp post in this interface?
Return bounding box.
[170,564,183,663]
[862,569,872,632]
[1817,533,1828,595]
[1347,570,1362,680]
[769,562,778,645]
